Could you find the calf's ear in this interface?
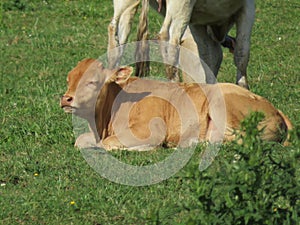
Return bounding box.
[110,66,133,84]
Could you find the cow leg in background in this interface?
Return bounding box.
[234,0,255,89]
[159,0,196,81]
[189,24,223,84]
[135,0,150,77]
[107,0,140,69]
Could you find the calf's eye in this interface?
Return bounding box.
[87,81,98,87]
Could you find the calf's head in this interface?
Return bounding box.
[60,58,133,119]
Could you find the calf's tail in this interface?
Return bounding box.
[278,110,293,146]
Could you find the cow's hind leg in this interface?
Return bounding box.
[234,0,255,89]
[189,24,222,84]
[135,0,150,77]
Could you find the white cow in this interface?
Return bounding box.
[158,0,255,89]
[107,0,255,88]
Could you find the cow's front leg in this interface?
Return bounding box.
[189,24,222,84]
[108,18,121,69]
[159,0,195,81]
[234,0,255,89]
[107,0,140,69]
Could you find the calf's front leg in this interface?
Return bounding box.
[102,135,158,151]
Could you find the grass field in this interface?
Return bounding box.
[0,0,299,224]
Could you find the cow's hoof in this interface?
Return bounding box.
[237,77,249,90]
[166,65,180,82]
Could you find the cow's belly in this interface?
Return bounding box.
[190,0,243,25]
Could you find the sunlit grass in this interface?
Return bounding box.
[0,0,299,224]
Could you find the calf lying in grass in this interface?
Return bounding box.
[60,58,292,150]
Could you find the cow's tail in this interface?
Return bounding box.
[278,110,293,146]
[135,0,150,77]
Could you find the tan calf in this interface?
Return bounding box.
[61,59,292,150]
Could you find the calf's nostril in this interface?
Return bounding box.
[61,95,73,104]
[66,96,73,102]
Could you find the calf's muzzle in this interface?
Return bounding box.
[60,95,73,107]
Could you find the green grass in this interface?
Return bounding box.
[0,0,299,224]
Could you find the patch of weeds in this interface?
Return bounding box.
[183,112,300,224]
